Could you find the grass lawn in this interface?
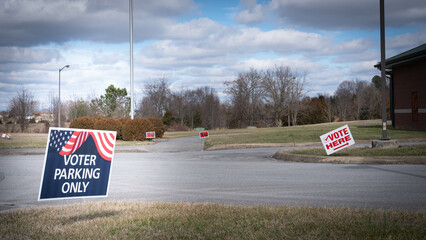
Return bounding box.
[1,201,425,239]
[204,122,426,149]
[0,133,48,149]
[2,121,425,150]
[292,145,426,157]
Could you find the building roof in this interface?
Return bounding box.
[375,43,426,70]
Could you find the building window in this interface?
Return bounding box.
[411,91,418,121]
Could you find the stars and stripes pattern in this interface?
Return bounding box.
[59,131,90,157]
[89,131,115,161]
[49,129,115,161]
[50,130,73,152]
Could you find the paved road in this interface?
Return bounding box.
[1,137,426,211]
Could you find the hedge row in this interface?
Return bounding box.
[69,117,165,141]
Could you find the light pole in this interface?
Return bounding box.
[58,65,70,127]
[129,0,135,119]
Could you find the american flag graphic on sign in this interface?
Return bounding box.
[49,129,115,161]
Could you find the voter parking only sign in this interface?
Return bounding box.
[320,125,355,155]
[39,128,116,200]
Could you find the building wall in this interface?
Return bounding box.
[393,58,426,130]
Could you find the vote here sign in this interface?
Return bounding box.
[39,128,116,200]
[199,131,209,138]
[146,131,155,139]
[320,125,355,155]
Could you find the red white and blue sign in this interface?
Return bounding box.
[39,128,116,200]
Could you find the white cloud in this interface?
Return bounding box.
[349,60,378,76]
[235,0,266,25]
[1,1,424,112]
[388,27,426,53]
[0,47,61,64]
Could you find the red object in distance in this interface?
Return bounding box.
[146,132,155,139]
[199,131,209,138]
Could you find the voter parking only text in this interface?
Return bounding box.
[39,128,115,200]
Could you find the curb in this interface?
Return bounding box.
[272,148,426,164]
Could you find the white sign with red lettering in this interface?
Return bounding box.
[146,132,155,139]
[199,131,209,138]
[320,125,355,155]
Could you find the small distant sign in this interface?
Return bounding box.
[39,128,116,200]
[1,133,11,139]
[199,131,209,138]
[320,125,355,155]
[146,131,155,139]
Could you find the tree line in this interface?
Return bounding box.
[6,65,386,131]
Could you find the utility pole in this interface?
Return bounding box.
[372,0,397,149]
[380,0,389,140]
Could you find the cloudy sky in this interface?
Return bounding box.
[1,0,425,111]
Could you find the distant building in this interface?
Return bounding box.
[33,111,54,123]
[375,43,426,130]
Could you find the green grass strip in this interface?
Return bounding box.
[292,145,426,157]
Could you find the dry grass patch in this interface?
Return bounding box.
[0,133,48,149]
[0,134,155,150]
[1,201,425,239]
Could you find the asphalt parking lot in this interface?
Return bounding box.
[1,136,426,211]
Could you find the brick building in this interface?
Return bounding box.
[376,43,426,130]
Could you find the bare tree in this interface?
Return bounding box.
[224,68,263,127]
[8,88,38,132]
[333,79,381,121]
[196,86,221,129]
[261,65,292,127]
[140,77,171,118]
[224,73,250,128]
[353,80,369,120]
[334,80,356,121]
[288,73,306,126]
[182,89,198,128]
[169,91,186,125]
[48,91,66,126]
[320,93,334,122]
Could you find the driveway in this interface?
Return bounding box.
[1,136,426,211]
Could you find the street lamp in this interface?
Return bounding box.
[129,0,135,119]
[58,65,70,127]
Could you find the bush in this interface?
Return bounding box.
[147,118,166,138]
[117,117,130,125]
[69,117,97,129]
[116,118,130,140]
[121,118,154,141]
[94,118,121,133]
